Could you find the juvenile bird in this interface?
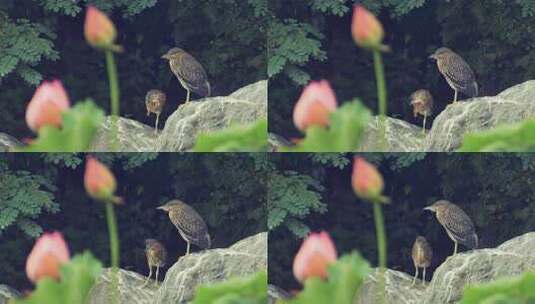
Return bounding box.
[424,200,478,255]
[157,199,211,256]
[142,239,167,287]
[145,89,166,133]
[410,89,433,133]
[429,47,478,104]
[161,48,211,105]
[411,236,432,285]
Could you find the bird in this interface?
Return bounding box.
[157,199,211,256]
[411,236,433,285]
[145,89,166,133]
[429,47,478,104]
[424,200,478,255]
[410,89,433,133]
[142,239,167,287]
[161,48,211,105]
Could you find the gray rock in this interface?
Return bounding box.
[268,133,292,152]
[424,232,535,304]
[354,269,426,304]
[0,133,22,152]
[357,117,425,152]
[426,80,535,151]
[0,285,20,304]
[268,284,291,304]
[88,268,160,304]
[155,232,267,304]
[89,116,158,152]
[157,80,267,152]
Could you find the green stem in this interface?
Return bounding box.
[373,50,387,151]
[105,50,120,152]
[105,202,120,304]
[373,202,387,304]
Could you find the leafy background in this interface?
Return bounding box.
[268,153,535,291]
[268,0,535,139]
[0,0,266,139]
[0,153,266,291]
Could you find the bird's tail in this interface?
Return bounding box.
[199,233,211,249]
[466,82,478,97]
[466,233,478,249]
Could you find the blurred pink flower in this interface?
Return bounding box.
[84,156,120,203]
[84,6,117,50]
[26,231,70,283]
[25,80,70,132]
[351,5,384,50]
[352,157,384,201]
[293,231,337,283]
[293,80,337,132]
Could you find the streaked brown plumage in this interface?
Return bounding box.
[424,200,478,255]
[429,47,478,103]
[161,48,211,105]
[145,89,166,133]
[142,239,167,286]
[410,89,433,133]
[411,236,432,285]
[157,199,211,256]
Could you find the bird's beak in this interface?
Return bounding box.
[161,54,168,60]
[156,206,165,210]
[428,54,436,60]
[423,206,434,212]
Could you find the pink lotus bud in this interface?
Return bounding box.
[26,231,70,283]
[84,6,117,50]
[293,231,337,283]
[352,157,384,201]
[293,80,337,132]
[25,80,70,132]
[351,5,384,50]
[84,156,119,203]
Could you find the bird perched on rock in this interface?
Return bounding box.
[429,47,478,104]
[410,89,433,133]
[145,89,166,133]
[424,200,478,255]
[157,199,211,256]
[142,239,167,287]
[161,48,211,105]
[411,236,432,285]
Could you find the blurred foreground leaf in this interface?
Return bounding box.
[280,252,370,304]
[459,120,535,152]
[10,252,102,304]
[193,118,268,152]
[192,271,267,304]
[280,100,371,152]
[460,272,535,304]
[17,100,104,152]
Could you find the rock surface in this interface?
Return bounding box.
[268,284,291,304]
[353,232,535,304]
[0,133,22,152]
[88,268,160,304]
[157,80,267,152]
[0,285,20,304]
[357,117,425,152]
[90,116,157,152]
[268,133,292,152]
[155,232,267,304]
[354,269,426,304]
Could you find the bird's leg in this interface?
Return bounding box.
[186,242,191,255]
[422,267,427,286]
[142,266,152,288]
[454,242,458,255]
[147,110,150,116]
[454,90,458,103]
[412,266,418,285]
[155,113,160,134]
[422,114,427,134]
[155,265,160,283]
[186,90,191,103]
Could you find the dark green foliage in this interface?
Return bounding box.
[0,0,265,139]
[269,153,535,291]
[0,153,265,291]
[268,0,535,139]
